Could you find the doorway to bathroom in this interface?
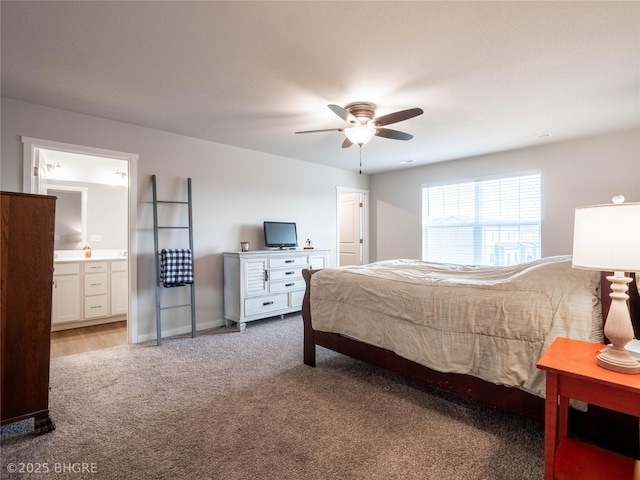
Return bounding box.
[22,137,138,347]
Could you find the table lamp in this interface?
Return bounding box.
[572,195,640,374]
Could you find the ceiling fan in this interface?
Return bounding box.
[295,102,424,148]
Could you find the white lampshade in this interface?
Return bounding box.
[572,199,640,272]
[344,125,376,145]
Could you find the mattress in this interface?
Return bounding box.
[310,255,602,397]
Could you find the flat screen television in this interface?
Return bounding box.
[263,221,298,249]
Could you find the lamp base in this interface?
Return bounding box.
[596,346,640,374]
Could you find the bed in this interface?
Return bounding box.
[302,256,640,422]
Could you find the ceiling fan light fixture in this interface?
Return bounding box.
[344,125,376,145]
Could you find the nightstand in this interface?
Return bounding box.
[537,337,640,480]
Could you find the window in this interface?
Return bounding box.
[422,172,541,266]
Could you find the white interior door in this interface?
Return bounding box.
[339,192,363,266]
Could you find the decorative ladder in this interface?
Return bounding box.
[151,175,196,346]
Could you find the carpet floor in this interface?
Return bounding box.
[1,315,543,479]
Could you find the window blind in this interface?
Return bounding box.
[422,173,541,266]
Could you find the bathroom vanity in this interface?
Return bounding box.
[52,252,128,330]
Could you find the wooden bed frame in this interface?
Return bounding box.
[301,269,640,455]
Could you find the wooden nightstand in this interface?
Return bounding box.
[537,337,640,480]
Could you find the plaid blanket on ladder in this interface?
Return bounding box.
[160,248,194,287]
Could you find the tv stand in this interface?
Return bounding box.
[222,249,330,331]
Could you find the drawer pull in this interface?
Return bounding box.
[262,301,274,306]
[285,260,294,263]
[285,283,295,287]
[90,283,102,287]
[285,271,295,275]
[90,305,103,309]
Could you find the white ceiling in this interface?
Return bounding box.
[2,1,639,174]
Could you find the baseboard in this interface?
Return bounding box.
[52,315,127,331]
[135,318,225,343]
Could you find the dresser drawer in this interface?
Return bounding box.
[270,278,305,293]
[269,267,305,281]
[244,294,288,316]
[54,262,80,275]
[84,261,108,273]
[84,273,108,296]
[84,294,108,318]
[269,256,308,268]
[111,260,128,272]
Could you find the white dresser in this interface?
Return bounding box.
[223,249,330,331]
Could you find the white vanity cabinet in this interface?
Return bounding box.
[223,249,330,331]
[51,258,128,330]
[83,261,108,319]
[52,262,81,324]
[110,260,128,316]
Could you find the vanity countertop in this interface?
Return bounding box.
[54,256,126,263]
[54,249,127,263]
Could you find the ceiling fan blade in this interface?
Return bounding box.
[295,128,343,134]
[342,137,353,148]
[375,128,413,141]
[373,108,423,127]
[328,104,357,124]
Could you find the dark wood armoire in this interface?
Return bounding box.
[1,191,56,434]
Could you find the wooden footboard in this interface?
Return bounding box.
[301,269,317,367]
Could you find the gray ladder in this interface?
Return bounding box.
[151,175,196,346]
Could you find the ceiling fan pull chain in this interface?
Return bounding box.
[359,144,363,174]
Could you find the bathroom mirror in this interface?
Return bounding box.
[49,186,88,250]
